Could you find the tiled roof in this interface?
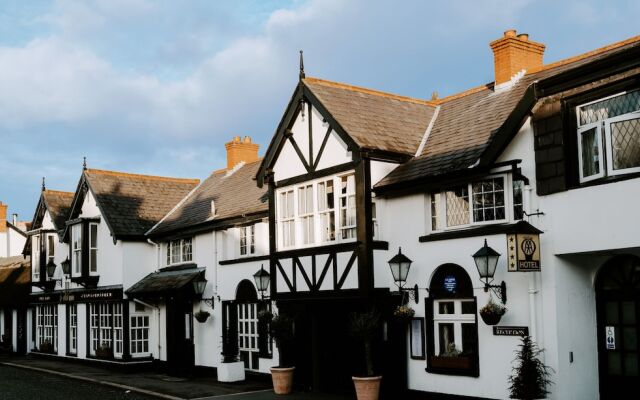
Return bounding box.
[148,160,268,236]
[42,190,74,231]
[0,256,30,306]
[83,169,200,239]
[374,35,640,189]
[303,77,438,156]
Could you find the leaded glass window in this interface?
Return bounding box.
[471,178,505,222]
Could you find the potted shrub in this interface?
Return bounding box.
[350,309,382,400]
[218,325,245,382]
[38,340,54,353]
[480,297,506,325]
[194,310,211,323]
[392,305,415,324]
[95,342,113,359]
[509,335,553,399]
[269,312,295,395]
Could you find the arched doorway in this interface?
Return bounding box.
[595,255,640,399]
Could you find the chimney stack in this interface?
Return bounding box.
[490,29,545,85]
[225,136,260,169]
[0,202,7,233]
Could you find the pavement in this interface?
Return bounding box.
[0,355,353,400]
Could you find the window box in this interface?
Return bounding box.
[430,355,473,370]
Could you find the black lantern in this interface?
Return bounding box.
[472,239,507,303]
[387,247,419,303]
[46,260,57,280]
[253,265,270,299]
[192,278,214,308]
[61,257,71,276]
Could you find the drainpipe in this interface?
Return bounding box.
[523,184,539,343]
[134,298,161,358]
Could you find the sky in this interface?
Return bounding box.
[1,0,639,219]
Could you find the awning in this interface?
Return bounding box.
[126,265,204,297]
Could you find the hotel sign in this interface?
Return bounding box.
[507,233,541,272]
[493,326,529,336]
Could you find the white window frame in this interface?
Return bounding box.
[35,304,57,352]
[240,225,255,256]
[431,174,513,232]
[71,224,82,276]
[165,238,194,266]
[604,112,640,177]
[32,235,40,281]
[433,299,476,356]
[277,189,296,249]
[68,304,77,355]
[298,184,315,245]
[46,234,55,266]
[130,314,150,357]
[113,303,123,357]
[89,223,98,274]
[338,174,357,240]
[317,178,336,243]
[576,90,640,183]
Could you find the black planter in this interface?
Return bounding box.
[480,310,503,325]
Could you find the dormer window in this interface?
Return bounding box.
[240,225,255,256]
[577,89,640,183]
[165,238,193,266]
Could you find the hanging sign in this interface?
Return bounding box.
[507,233,541,272]
[493,326,529,336]
[605,326,616,350]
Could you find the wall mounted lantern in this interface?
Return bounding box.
[388,247,419,303]
[472,239,507,304]
[61,257,71,276]
[253,264,270,300]
[46,260,57,281]
[192,278,215,308]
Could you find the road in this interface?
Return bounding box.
[0,364,157,400]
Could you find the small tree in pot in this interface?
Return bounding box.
[269,312,295,395]
[509,335,553,399]
[350,309,382,400]
[222,325,239,363]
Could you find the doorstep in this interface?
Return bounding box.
[0,354,270,400]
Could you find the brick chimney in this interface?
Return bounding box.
[225,136,259,169]
[490,29,545,85]
[0,201,7,233]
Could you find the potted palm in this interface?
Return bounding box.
[269,312,295,395]
[480,296,506,325]
[509,335,553,399]
[350,309,382,400]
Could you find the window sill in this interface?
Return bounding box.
[426,355,479,377]
[573,171,640,190]
[419,221,542,243]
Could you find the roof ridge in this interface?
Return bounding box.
[304,76,437,106]
[432,84,493,104]
[528,34,640,75]
[85,168,200,184]
[43,189,74,196]
[212,157,264,176]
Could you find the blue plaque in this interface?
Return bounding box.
[444,275,457,293]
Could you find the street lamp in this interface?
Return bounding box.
[472,239,507,303]
[387,247,419,303]
[192,278,215,308]
[253,265,270,299]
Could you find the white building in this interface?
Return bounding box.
[0,201,29,258]
[255,31,640,399]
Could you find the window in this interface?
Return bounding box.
[32,235,40,281]
[238,303,260,370]
[165,238,193,266]
[427,264,478,376]
[298,185,314,244]
[68,305,77,355]
[35,304,57,352]
[577,90,640,182]
[240,225,255,256]
[130,315,150,356]
[89,223,98,273]
[339,174,356,239]
[432,175,517,232]
[279,190,295,248]
[47,235,55,265]
[89,302,124,358]
[72,224,82,275]
[317,179,336,242]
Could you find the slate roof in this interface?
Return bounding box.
[303,77,437,156]
[42,190,74,231]
[126,266,203,296]
[0,256,30,306]
[148,159,268,236]
[83,169,200,239]
[373,35,640,190]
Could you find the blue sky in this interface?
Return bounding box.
[1,0,639,219]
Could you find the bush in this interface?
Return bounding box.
[270,313,295,367]
[349,309,381,377]
[508,335,553,399]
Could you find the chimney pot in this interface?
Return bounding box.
[504,29,517,38]
[518,33,529,41]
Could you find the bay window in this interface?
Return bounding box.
[339,175,356,239]
[68,304,77,355]
[89,302,124,358]
[35,304,57,352]
[430,174,523,232]
[298,185,314,244]
[317,179,336,242]
[72,224,82,275]
[165,238,193,266]
[130,315,150,356]
[240,225,255,256]
[279,190,295,248]
[89,223,98,273]
[47,235,55,265]
[32,235,40,281]
[577,89,640,182]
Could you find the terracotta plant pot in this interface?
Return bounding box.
[270,367,295,395]
[480,310,503,325]
[352,376,382,400]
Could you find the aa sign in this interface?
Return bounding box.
[507,233,541,272]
